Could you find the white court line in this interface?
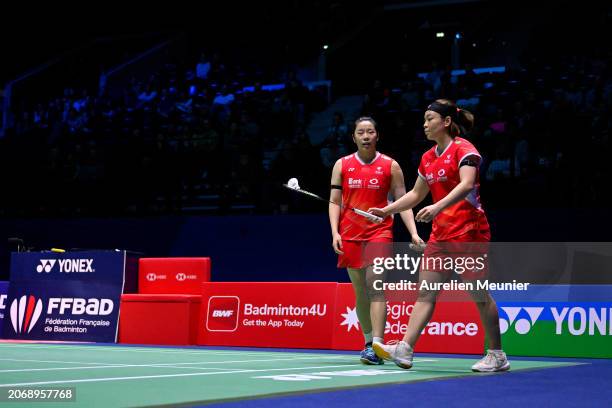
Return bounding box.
[0,356,355,366]
[0,355,363,373]
[0,345,372,360]
[0,355,437,371]
[0,344,334,357]
[0,358,124,366]
[0,364,360,387]
[0,344,268,356]
[0,344,438,362]
[0,343,262,354]
[0,365,238,373]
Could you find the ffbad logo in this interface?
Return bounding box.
[206,296,240,332]
[10,295,43,334]
[47,298,113,315]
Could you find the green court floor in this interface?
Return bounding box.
[0,343,578,407]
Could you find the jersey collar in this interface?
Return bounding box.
[435,140,454,157]
[354,151,381,165]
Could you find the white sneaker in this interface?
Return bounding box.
[471,349,510,372]
[372,340,413,369]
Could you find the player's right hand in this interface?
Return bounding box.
[332,233,344,254]
[367,207,388,220]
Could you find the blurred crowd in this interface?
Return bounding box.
[0,51,328,216]
[1,48,610,217]
[354,55,611,210]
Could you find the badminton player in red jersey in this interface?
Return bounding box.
[329,116,424,365]
[369,100,510,372]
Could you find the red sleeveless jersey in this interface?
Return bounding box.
[339,152,393,241]
[418,137,490,241]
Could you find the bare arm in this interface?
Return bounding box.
[328,159,344,254]
[370,175,429,218]
[415,161,477,222]
[390,161,421,241]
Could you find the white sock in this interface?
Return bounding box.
[363,332,373,344]
[373,336,383,344]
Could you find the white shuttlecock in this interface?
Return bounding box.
[287,178,300,190]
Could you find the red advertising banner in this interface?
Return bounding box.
[138,258,210,295]
[332,283,484,354]
[198,282,337,349]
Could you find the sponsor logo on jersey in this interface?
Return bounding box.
[348,178,363,188]
[437,168,448,182]
[367,178,381,189]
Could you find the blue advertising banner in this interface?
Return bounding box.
[0,281,8,337]
[2,251,126,342]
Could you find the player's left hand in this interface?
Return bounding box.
[415,204,440,223]
[410,234,426,251]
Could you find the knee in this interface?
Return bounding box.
[365,286,386,302]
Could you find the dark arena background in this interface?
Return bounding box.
[0,1,610,407]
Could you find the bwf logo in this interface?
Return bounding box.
[499,307,543,334]
[10,295,43,334]
[212,310,234,317]
[36,260,57,273]
[206,296,240,332]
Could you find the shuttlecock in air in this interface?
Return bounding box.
[287,178,300,190]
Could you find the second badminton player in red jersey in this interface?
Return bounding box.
[329,116,424,365]
[369,99,509,372]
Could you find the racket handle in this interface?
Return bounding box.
[353,208,383,223]
[409,243,427,250]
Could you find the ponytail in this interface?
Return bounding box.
[455,108,474,136]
